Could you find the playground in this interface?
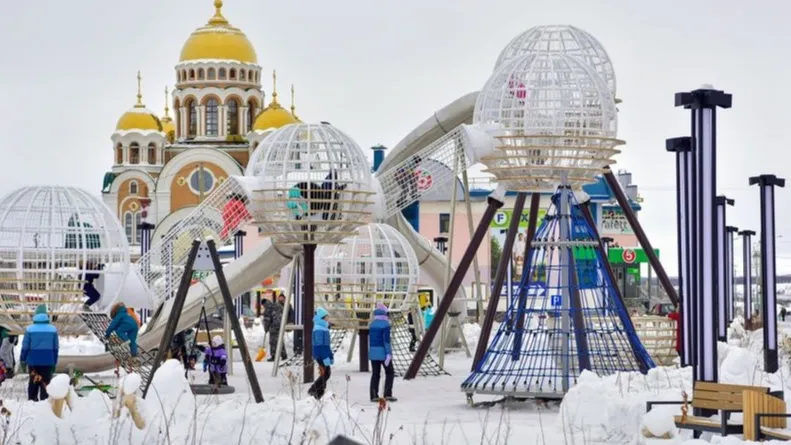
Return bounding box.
[0,7,789,445]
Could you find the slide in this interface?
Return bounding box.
[57,91,480,373]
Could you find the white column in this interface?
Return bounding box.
[240,106,249,134]
[198,106,205,136]
[219,105,226,137]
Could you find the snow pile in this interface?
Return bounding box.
[0,359,365,445]
[47,374,70,399]
[462,322,481,350]
[57,335,106,355]
[122,373,142,394]
[557,367,692,444]
[640,408,675,439]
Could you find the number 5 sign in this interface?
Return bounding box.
[622,248,636,264]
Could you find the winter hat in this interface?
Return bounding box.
[34,305,47,316]
[211,335,223,348]
[315,307,329,319]
[373,303,388,316]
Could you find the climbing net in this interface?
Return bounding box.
[389,310,447,377]
[462,188,652,400]
[279,329,348,368]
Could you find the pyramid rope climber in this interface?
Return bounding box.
[389,310,447,377]
[80,313,158,392]
[462,188,654,401]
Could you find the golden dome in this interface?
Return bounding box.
[161,86,176,142]
[253,70,300,131]
[116,72,163,132]
[179,0,257,64]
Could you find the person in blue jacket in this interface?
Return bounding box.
[105,302,139,357]
[369,303,397,402]
[20,305,58,401]
[307,307,333,400]
[423,304,435,330]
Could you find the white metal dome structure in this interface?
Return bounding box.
[0,186,130,334]
[315,223,419,329]
[248,122,375,244]
[474,52,622,192]
[493,25,617,99]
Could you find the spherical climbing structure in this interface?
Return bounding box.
[247,122,375,245]
[493,25,617,99]
[474,52,621,193]
[315,223,419,329]
[0,186,130,335]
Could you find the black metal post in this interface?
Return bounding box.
[675,86,732,387]
[358,330,369,372]
[666,136,693,366]
[405,193,505,379]
[303,244,316,383]
[715,196,734,342]
[750,174,785,373]
[433,236,448,256]
[471,193,526,371]
[602,168,678,306]
[233,231,246,318]
[207,239,265,403]
[142,240,200,398]
[726,226,738,325]
[740,230,756,327]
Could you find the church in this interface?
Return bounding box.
[101,0,300,256]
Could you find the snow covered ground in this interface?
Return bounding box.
[4,319,791,444]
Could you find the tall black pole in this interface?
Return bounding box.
[715,196,734,342]
[303,244,316,383]
[233,231,246,318]
[471,192,526,371]
[750,174,785,373]
[740,230,756,327]
[207,239,265,403]
[406,191,505,380]
[726,226,738,325]
[666,136,693,366]
[675,86,731,386]
[138,218,154,325]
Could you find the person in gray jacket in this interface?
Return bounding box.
[0,327,16,379]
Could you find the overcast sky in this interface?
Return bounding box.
[1,0,789,276]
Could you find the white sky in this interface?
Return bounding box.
[1,0,790,276]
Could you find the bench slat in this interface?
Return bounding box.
[693,398,741,411]
[695,381,769,393]
[761,427,791,440]
[674,415,720,427]
[743,390,787,441]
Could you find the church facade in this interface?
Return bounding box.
[101,0,300,256]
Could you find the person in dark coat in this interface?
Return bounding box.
[308,307,333,399]
[262,296,287,361]
[20,305,58,401]
[369,303,397,402]
[105,302,139,357]
[82,261,103,310]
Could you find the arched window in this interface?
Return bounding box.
[189,69,195,80]
[229,68,236,80]
[218,68,226,80]
[129,143,140,164]
[247,99,256,132]
[124,212,133,243]
[205,98,219,136]
[189,168,215,195]
[198,68,205,80]
[249,70,254,82]
[187,100,197,137]
[129,180,138,195]
[147,143,157,164]
[226,99,239,135]
[115,143,123,164]
[207,68,216,80]
[239,70,246,81]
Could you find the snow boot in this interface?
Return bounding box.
[385,396,398,402]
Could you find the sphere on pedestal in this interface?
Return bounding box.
[0,186,130,334]
[494,25,617,99]
[247,123,375,245]
[474,52,621,192]
[315,223,419,329]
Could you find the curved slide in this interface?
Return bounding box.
[58,91,480,373]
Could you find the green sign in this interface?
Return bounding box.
[607,247,659,265]
[490,208,548,229]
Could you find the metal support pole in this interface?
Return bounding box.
[438,149,461,366]
[207,240,265,403]
[272,258,297,377]
[510,194,542,359]
[602,168,678,306]
[461,169,485,325]
[726,226,738,324]
[405,190,505,380]
[715,196,734,341]
[750,174,785,373]
[470,193,526,370]
[740,230,756,327]
[666,136,693,366]
[302,244,316,383]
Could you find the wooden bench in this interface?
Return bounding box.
[742,390,791,441]
[646,381,771,437]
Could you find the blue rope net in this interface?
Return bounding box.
[462,188,654,399]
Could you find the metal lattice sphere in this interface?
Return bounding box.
[248,123,375,244]
[315,223,419,329]
[474,52,622,192]
[0,186,130,334]
[494,25,617,99]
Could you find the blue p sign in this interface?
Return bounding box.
[551,295,562,307]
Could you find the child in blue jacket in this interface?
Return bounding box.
[308,307,333,400]
[369,303,397,402]
[20,305,58,401]
[105,303,139,357]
